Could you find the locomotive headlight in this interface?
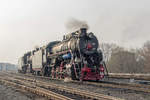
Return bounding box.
[92,43,96,45]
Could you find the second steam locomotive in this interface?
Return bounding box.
[18,28,107,81]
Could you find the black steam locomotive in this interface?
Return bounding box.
[18,28,107,81]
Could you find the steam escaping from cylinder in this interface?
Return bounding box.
[65,18,89,32]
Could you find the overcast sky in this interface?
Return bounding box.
[0,0,150,64]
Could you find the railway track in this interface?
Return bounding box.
[0,72,122,100]
[82,81,150,93]
[0,76,73,100]
[109,73,150,81]
[15,72,150,93]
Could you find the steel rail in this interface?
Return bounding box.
[108,73,150,81]
[4,72,150,94]
[0,76,73,100]
[82,81,150,93]
[1,72,123,100]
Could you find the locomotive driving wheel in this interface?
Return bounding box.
[56,67,61,79]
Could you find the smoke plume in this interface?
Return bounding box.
[65,18,89,32]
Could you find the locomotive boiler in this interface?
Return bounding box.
[18,28,107,81]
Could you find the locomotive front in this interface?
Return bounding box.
[75,28,105,81]
[49,28,106,81]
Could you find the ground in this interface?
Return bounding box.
[0,84,46,100]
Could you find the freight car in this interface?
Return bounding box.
[18,28,107,81]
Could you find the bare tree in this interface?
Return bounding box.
[100,42,150,73]
[107,47,140,73]
[139,41,150,73]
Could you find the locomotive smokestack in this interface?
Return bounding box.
[80,28,87,36]
[80,28,87,33]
